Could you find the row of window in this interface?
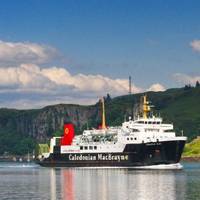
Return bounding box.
[137,121,161,124]
[80,146,97,150]
[127,137,137,141]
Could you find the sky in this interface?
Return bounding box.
[0,0,200,109]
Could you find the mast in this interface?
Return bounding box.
[101,98,106,129]
[129,76,132,94]
[142,95,151,119]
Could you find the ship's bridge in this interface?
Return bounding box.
[122,117,163,129]
[122,116,174,133]
[133,117,162,125]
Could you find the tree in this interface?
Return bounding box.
[106,93,112,102]
[195,81,200,88]
[184,84,192,90]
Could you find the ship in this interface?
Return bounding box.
[37,95,187,169]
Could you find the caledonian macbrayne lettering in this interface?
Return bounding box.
[69,154,129,162]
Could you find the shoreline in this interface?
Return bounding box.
[181,156,200,162]
[0,155,34,162]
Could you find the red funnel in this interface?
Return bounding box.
[60,123,75,145]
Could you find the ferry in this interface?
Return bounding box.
[37,95,187,168]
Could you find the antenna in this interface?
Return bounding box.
[129,75,135,119]
[129,76,132,94]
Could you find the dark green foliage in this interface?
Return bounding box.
[196,81,200,88]
[184,84,193,90]
[0,132,36,155]
[53,129,63,137]
[0,109,38,155]
[105,94,135,126]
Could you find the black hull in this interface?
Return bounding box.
[37,140,186,167]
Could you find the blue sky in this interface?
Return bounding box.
[0,0,200,108]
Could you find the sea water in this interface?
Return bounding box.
[0,162,199,200]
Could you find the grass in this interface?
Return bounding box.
[183,137,200,157]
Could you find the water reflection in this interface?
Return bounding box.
[49,168,186,200]
[61,169,74,200]
[1,163,199,200]
[50,169,56,200]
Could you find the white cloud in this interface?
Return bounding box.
[0,64,144,108]
[0,64,56,92]
[173,73,200,85]
[147,83,165,92]
[190,40,200,52]
[0,64,167,108]
[0,40,59,65]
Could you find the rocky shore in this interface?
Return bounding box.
[181,156,200,162]
[0,155,35,162]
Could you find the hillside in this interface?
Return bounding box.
[183,137,200,158]
[0,86,200,155]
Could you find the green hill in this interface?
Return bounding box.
[0,86,200,155]
[183,137,200,157]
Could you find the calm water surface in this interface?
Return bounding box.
[0,162,199,200]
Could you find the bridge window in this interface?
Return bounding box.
[89,146,93,150]
[164,129,174,132]
[132,128,139,132]
[94,146,97,150]
[80,146,83,150]
[84,146,88,150]
[145,128,159,132]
